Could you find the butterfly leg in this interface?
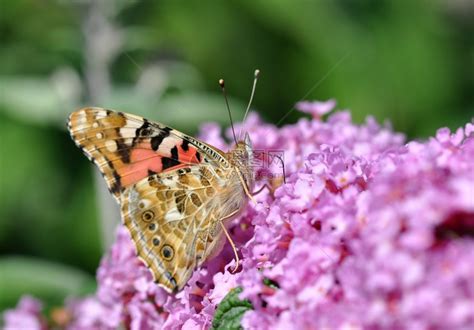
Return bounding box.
[251,183,271,196]
[235,168,258,205]
[250,184,272,211]
[219,209,241,273]
[252,176,285,196]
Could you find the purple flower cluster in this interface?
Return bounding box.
[4,100,474,329]
[3,296,45,330]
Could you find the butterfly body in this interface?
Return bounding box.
[68,107,253,292]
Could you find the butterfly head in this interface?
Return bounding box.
[243,132,253,157]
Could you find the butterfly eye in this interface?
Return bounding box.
[142,210,155,222]
[161,244,174,261]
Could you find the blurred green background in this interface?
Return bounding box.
[1,0,473,312]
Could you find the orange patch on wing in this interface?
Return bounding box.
[116,141,202,187]
[155,142,202,173]
[177,141,202,164]
[119,148,163,186]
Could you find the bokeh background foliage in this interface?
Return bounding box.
[0,0,472,312]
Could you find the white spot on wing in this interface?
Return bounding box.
[165,207,182,222]
[125,119,142,128]
[159,136,181,156]
[161,177,178,188]
[105,140,117,152]
[138,199,151,209]
[120,127,137,139]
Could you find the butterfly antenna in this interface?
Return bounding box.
[274,154,287,184]
[219,79,238,145]
[240,69,260,139]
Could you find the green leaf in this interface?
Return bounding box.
[211,287,253,330]
[263,278,279,289]
[0,256,96,311]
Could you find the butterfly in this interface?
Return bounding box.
[67,76,259,293]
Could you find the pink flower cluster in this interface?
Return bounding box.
[4,100,474,329]
[3,296,45,330]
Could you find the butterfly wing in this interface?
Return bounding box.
[67,107,228,201]
[68,107,233,293]
[121,166,225,292]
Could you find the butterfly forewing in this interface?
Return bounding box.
[67,107,225,201]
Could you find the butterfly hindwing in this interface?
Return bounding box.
[121,165,224,292]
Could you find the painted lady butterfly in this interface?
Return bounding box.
[67,73,259,293]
